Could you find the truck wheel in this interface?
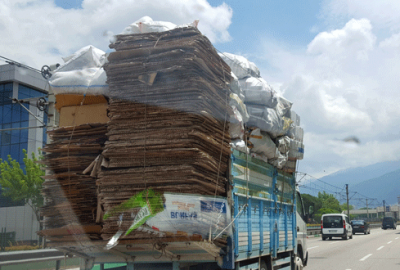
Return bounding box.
[294,255,303,270]
[342,234,348,240]
[259,260,268,270]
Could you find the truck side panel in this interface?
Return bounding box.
[230,150,296,262]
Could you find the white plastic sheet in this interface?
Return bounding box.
[275,95,293,118]
[246,105,289,138]
[269,150,288,169]
[229,107,244,139]
[277,136,290,155]
[48,45,109,96]
[218,52,260,79]
[121,16,198,35]
[287,126,304,142]
[230,139,250,154]
[249,128,277,159]
[230,72,245,99]
[288,139,304,160]
[146,193,232,238]
[240,76,276,107]
[229,93,249,123]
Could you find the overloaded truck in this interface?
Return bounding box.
[39,17,308,270]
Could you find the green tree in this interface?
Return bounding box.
[340,203,354,212]
[318,191,341,212]
[0,149,44,223]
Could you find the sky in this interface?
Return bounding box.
[1,0,400,178]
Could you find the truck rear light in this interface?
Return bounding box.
[321,220,323,229]
[361,226,364,228]
[343,220,346,229]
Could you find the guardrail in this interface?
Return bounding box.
[0,249,77,270]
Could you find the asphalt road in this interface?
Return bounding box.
[306,226,400,270]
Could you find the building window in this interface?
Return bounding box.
[0,83,13,105]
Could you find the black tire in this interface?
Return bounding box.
[259,260,268,270]
[364,231,367,235]
[350,234,353,239]
[343,234,348,240]
[294,253,304,270]
[329,237,332,240]
[322,236,326,241]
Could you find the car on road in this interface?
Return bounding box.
[321,213,353,240]
[382,217,397,230]
[351,220,370,235]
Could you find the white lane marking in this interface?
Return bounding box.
[395,237,399,240]
[377,246,384,250]
[329,241,339,244]
[307,246,319,250]
[387,241,392,244]
[360,254,372,261]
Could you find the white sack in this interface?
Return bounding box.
[269,150,288,169]
[277,136,290,154]
[230,139,250,154]
[249,128,277,159]
[230,72,244,98]
[246,105,289,138]
[218,52,260,79]
[229,93,249,123]
[49,45,108,96]
[275,95,293,118]
[287,126,304,142]
[229,107,244,139]
[288,139,304,160]
[285,110,300,126]
[121,16,198,35]
[240,77,277,108]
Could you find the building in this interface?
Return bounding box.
[0,63,48,244]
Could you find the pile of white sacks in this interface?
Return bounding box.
[220,53,304,170]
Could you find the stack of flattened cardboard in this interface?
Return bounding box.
[39,123,107,242]
[99,27,232,240]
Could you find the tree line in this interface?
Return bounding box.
[302,191,354,223]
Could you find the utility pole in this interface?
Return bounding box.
[346,184,350,217]
[366,199,369,220]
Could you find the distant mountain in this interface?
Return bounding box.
[352,169,400,205]
[299,160,400,205]
[316,160,400,189]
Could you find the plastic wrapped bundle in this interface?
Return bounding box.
[249,128,276,159]
[218,52,260,79]
[230,72,245,99]
[229,93,249,123]
[48,45,109,96]
[247,105,291,138]
[230,107,245,139]
[287,126,304,142]
[288,139,304,160]
[240,77,276,108]
[230,139,249,154]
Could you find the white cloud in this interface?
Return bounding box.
[0,0,232,69]
[257,17,400,176]
[322,0,400,32]
[307,18,375,61]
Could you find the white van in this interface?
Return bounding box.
[321,213,353,240]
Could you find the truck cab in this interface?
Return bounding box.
[296,188,308,267]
